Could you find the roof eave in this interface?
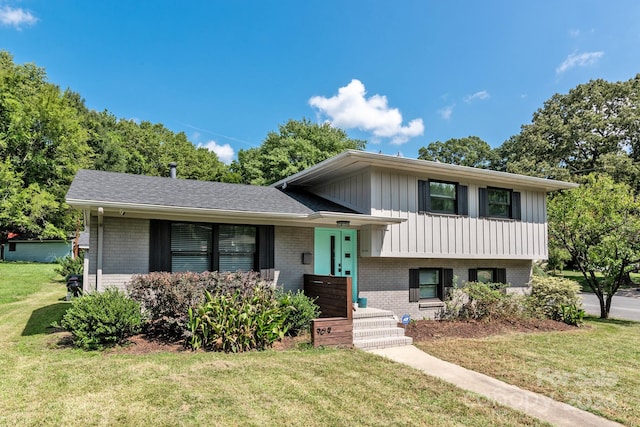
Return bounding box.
[272,150,579,192]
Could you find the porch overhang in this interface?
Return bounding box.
[68,199,404,228]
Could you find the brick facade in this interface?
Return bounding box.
[274,226,314,292]
[357,257,533,320]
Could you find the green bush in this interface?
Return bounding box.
[277,290,320,336]
[55,254,84,278]
[439,282,526,321]
[59,289,144,350]
[187,286,287,352]
[560,303,585,326]
[127,271,273,340]
[528,276,583,325]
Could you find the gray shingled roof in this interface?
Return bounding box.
[66,169,353,214]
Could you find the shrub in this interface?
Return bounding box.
[55,254,84,278]
[187,286,287,352]
[560,303,585,326]
[59,289,143,350]
[277,290,320,336]
[128,271,275,340]
[438,282,526,321]
[127,272,208,339]
[528,276,583,325]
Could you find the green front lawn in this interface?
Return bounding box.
[0,263,548,427]
[416,319,640,426]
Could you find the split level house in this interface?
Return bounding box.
[66,150,578,319]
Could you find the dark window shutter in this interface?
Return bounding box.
[468,268,478,282]
[479,188,487,217]
[409,268,420,302]
[496,268,507,284]
[418,180,430,213]
[457,185,468,216]
[257,225,275,270]
[441,268,454,300]
[149,220,171,272]
[512,192,521,220]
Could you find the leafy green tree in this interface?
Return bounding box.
[496,76,640,180]
[418,136,497,168]
[231,118,366,185]
[548,174,640,318]
[0,51,89,242]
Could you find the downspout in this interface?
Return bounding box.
[97,207,104,292]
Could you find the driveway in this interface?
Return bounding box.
[580,291,640,321]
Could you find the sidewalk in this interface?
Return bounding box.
[367,345,624,427]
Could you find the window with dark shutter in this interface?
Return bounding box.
[410,267,449,302]
[480,187,521,220]
[418,180,468,216]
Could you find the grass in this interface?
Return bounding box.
[416,319,640,426]
[0,263,548,427]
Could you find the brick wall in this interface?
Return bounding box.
[86,216,150,291]
[357,257,533,319]
[274,226,314,292]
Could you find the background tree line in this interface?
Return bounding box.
[2,51,640,317]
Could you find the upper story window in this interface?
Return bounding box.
[418,180,468,216]
[488,188,511,218]
[479,187,521,220]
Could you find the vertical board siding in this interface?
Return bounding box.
[312,171,371,213]
[366,171,549,259]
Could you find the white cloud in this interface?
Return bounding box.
[201,140,235,164]
[308,79,424,145]
[569,29,581,38]
[464,90,490,103]
[556,51,604,75]
[438,104,455,120]
[0,6,38,29]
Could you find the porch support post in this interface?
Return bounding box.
[96,207,103,292]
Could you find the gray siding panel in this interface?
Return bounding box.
[365,170,549,260]
[312,171,371,213]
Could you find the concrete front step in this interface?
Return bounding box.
[353,336,413,350]
[352,307,412,349]
[354,326,407,339]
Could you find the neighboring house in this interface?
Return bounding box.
[66,151,577,319]
[2,239,72,263]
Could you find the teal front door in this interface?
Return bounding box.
[314,228,358,302]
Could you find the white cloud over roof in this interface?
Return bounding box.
[438,104,455,120]
[464,90,490,103]
[201,140,235,164]
[0,6,38,29]
[309,79,424,145]
[556,51,604,75]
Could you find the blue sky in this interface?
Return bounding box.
[3,1,640,164]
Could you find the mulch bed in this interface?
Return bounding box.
[56,318,578,354]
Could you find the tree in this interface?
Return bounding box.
[0,51,89,242]
[548,174,640,318]
[418,136,497,168]
[496,76,640,180]
[231,118,366,185]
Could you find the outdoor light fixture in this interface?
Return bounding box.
[336,220,350,228]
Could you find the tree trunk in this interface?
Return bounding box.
[599,295,608,319]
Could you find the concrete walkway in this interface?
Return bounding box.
[367,345,623,427]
